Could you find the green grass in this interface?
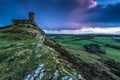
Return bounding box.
[67,48,101,64]
[59,42,84,50]
[0,39,39,47]
[92,37,120,46]
[59,40,95,50]
[0,24,83,79]
[100,47,120,62]
[58,36,74,42]
[0,41,45,79]
[68,40,94,45]
[48,35,120,62]
[0,40,10,46]
[48,36,56,39]
[17,39,39,44]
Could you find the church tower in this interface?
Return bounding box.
[29,12,35,23]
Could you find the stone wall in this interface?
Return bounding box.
[12,20,29,25]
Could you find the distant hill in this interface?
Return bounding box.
[0,23,120,80]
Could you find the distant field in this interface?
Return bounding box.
[101,47,120,62]
[47,34,120,62]
[92,37,120,46]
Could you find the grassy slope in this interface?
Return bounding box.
[48,35,120,79]
[0,25,82,80]
[48,35,120,62]
[0,25,120,80]
[92,37,120,62]
[100,47,120,62]
[44,37,120,80]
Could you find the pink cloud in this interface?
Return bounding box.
[88,0,97,8]
[66,0,98,29]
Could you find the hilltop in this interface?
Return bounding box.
[0,23,85,80]
[0,13,120,80]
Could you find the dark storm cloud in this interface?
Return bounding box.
[84,3,120,23]
[0,0,120,29]
[68,2,120,29]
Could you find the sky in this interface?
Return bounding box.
[0,0,120,34]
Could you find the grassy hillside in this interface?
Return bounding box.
[0,24,120,80]
[48,35,120,62]
[0,24,84,80]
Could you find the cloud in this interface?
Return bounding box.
[88,0,97,8]
[67,3,120,29]
[85,3,120,23]
[0,0,120,30]
[67,0,98,28]
[44,27,120,34]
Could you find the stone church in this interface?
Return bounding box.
[12,12,35,25]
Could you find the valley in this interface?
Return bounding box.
[47,34,120,62]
